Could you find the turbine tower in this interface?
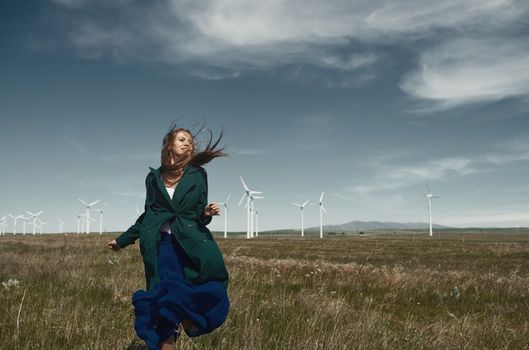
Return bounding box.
[238,177,263,239]
[37,218,47,235]
[58,219,65,234]
[318,192,327,239]
[219,194,231,238]
[249,194,264,238]
[94,202,108,235]
[9,214,24,235]
[292,200,311,237]
[0,216,6,235]
[255,210,261,237]
[426,184,440,237]
[25,211,44,235]
[22,216,30,235]
[78,198,100,234]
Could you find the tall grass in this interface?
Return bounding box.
[1,233,529,349]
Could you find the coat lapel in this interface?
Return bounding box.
[151,165,199,211]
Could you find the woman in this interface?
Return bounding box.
[107,125,229,350]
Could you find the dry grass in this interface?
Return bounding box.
[1,232,529,349]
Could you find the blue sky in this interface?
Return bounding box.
[1,0,529,233]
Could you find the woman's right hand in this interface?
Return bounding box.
[107,240,121,251]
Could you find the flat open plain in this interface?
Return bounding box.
[1,231,529,349]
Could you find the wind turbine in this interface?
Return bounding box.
[218,194,231,238]
[22,216,30,235]
[317,192,326,239]
[292,200,311,237]
[8,214,24,236]
[0,216,6,235]
[58,219,65,234]
[94,202,108,235]
[238,177,263,239]
[249,194,264,238]
[25,211,44,235]
[74,210,83,234]
[37,218,47,235]
[426,184,440,237]
[78,198,100,234]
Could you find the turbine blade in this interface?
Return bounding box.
[292,202,301,207]
[238,193,247,206]
[240,177,249,191]
[320,191,325,202]
[302,200,310,207]
[226,193,232,202]
[26,210,35,216]
[89,200,101,207]
[78,198,89,206]
[35,211,44,216]
[322,206,327,213]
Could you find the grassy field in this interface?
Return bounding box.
[1,231,529,349]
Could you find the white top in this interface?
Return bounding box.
[160,186,176,233]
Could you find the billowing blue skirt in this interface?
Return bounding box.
[132,232,229,350]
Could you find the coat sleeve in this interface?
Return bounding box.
[115,173,153,248]
[196,169,213,226]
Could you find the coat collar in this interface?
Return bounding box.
[149,164,200,210]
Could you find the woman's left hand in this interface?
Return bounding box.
[204,203,221,217]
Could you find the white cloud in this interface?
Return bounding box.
[348,157,474,194]
[400,37,529,110]
[48,0,529,84]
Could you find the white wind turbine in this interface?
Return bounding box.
[318,192,327,239]
[292,200,311,237]
[58,219,65,234]
[37,218,47,235]
[8,214,24,236]
[74,210,82,234]
[218,194,231,238]
[25,210,44,235]
[238,177,263,239]
[0,216,6,235]
[426,184,440,237]
[249,194,264,238]
[22,216,30,235]
[78,198,100,234]
[94,202,108,235]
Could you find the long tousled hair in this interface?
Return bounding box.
[160,123,226,186]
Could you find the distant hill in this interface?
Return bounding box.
[304,220,450,232]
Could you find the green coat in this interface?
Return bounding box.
[115,164,228,291]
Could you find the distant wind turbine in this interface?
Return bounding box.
[94,202,108,235]
[58,219,65,234]
[218,194,231,238]
[317,192,327,239]
[0,216,6,235]
[8,214,24,236]
[292,200,311,237]
[238,177,263,239]
[22,216,30,235]
[25,210,44,235]
[426,184,440,237]
[249,194,264,238]
[78,198,100,234]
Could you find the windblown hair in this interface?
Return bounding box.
[160,123,226,186]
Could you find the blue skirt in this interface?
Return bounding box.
[132,232,229,350]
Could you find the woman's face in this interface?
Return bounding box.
[172,131,193,157]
